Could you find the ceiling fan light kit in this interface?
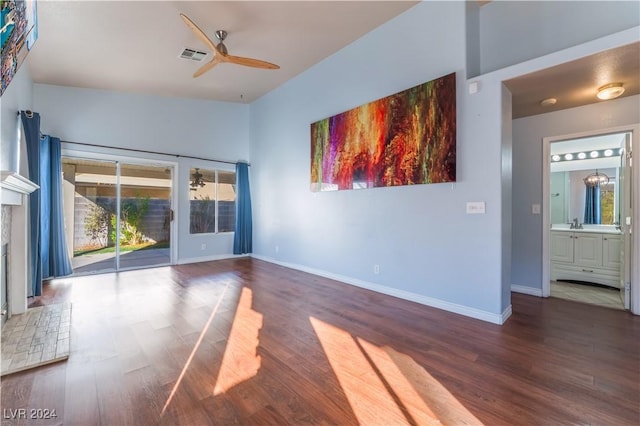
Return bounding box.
[179,13,280,78]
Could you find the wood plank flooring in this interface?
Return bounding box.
[1,258,638,425]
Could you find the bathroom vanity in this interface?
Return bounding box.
[550,226,622,288]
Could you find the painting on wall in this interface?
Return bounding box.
[1,0,38,96]
[311,72,456,192]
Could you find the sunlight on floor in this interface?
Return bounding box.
[213,287,263,395]
[161,283,230,416]
[309,316,482,425]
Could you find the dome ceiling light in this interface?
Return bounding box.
[597,83,625,100]
[540,98,557,107]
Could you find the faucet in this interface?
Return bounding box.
[570,218,583,229]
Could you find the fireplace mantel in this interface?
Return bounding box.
[0,171,36,317]
[1,171,38,206]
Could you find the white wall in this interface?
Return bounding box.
[479,1,640,74]
[250,1,509,323]
[512,95,640,290]
[33,84,250,263]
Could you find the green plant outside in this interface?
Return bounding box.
[111,194,151,245]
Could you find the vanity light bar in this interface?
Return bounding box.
[551,148,622,162]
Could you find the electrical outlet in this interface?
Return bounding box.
[200,243,206,250]
[374,264,380,274]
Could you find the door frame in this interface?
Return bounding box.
[542,124,639,314]
[61,146,179,272]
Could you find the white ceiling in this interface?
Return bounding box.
[27,1,419,103]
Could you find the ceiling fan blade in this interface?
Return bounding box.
[180,13,221,55]
[224,54,280,70]
[193,58,220,78]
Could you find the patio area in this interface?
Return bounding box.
[71,248,170,274]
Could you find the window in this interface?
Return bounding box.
[600,181,615,225]
[189,168,236,234]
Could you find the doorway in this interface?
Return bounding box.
[543,128,635,311]
[62,157,174,275]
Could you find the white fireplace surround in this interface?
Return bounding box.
[1,171,38,316]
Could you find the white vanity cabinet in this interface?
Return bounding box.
[550,230,621,288]
[602,234,622,269]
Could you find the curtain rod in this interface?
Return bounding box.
[17,110,248,165]
[65,139,248,167]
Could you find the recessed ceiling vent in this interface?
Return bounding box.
[179,48,208,62]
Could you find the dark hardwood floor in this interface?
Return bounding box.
[2,258,638,425]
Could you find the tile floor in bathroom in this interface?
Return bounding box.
[551,281,624,310]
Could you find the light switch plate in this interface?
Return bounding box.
[532,204,541,214]
[466,201,486,214]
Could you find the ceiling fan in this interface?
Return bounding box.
[180,13,280,78]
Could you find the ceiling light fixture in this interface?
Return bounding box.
[583,169,610,187]
[190,168,206,190]
[596,83,625,100]
[551,148,621,163]
[540,98,557,107]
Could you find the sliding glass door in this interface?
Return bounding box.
[62,157,173,275]
[117,162,172,270]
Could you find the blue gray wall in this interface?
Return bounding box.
[250,1,508,322]
[1,63,33,175]
[479,1,640,73]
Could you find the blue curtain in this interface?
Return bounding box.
[233,162,252,254]
[20,112,73,297]
[40,135,51,279]
[21,111,42,296]
[584,183,601,224]
[48,137,73,277]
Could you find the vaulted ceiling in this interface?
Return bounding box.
[26,1,638,118]
[27,1,419,103]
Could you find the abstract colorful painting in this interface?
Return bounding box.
[311,72,456,192]
[1,0,38,96]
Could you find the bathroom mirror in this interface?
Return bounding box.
[550,132,628,227]
[550,168,619,225]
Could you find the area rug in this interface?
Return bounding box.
[1,303,71,376]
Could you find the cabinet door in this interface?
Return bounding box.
[573,233,603,268]
[602,235,622,269]
[550,232,573,263]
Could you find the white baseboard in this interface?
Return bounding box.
[177,253,249,265]
[252,254,509,325]
[501,304,513,323]
[511,284,543,297]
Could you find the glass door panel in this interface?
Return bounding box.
[62,158,117,274]
[117,163,172,270]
